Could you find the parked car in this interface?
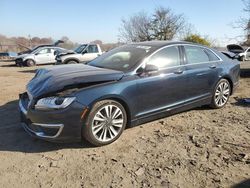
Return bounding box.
[19,41,240,146]
[239,47,250,61]
[15,47,67,66]
[0,52,17,60]
[226,44,250,61]
[55,43,102,64]
[18,40,64,55]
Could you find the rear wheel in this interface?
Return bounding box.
[210,79,231,109]
[26,59,35,67]
[82,100,127,146]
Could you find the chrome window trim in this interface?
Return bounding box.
[182,44,223,64]
[133,43,222,74]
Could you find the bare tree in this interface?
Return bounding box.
[233,0,250,45]
[119,11,152,42]
[151,7,186,40]
[119,7,188,42]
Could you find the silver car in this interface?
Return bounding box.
[15,47,66,66]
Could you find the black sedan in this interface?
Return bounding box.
[19,41,240,146]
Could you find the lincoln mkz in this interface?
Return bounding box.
[19,41,240,146]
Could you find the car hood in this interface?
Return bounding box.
[16,54,32,59]
[58,50,76,57]
[227,44,245,54]
[27,64,124,98]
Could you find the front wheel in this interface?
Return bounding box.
[26,59,35,67]
[66,60,78,64]
[82,100,127,146]
[210,79,231,109]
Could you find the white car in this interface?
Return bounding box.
[239,47,250,61]
[15,47,66,66]
[55,44,103,64]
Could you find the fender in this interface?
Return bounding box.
[63,58,80,64]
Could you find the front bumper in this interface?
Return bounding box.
[15,58,24,66]
[19,93,86,142]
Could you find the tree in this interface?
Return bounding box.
[90,40,103,45]
[234,0,250,45]
[151,7,185,40]
[184,34,211,46]
[119,11,152,42]
[119,7,187,42]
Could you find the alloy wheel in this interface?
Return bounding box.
[214,81,230,107]
[91,104,124,142]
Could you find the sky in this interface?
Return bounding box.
[0,0,247,46]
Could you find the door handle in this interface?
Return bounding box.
[209,65,216,69]
[174,69,184,74]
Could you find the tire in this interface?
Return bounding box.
[210,79,231,109]
[82,100,127,146]
[66,60,78,64]
[26,59,35,67]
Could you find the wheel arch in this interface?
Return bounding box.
[64,58,80,64]
[88,95,132,127]
[220,75,234,95]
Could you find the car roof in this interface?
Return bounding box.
[130,40,196,48]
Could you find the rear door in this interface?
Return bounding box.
[182,45,221,101]
[136,45,189,117]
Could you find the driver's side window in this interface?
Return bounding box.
[147,46,180,68]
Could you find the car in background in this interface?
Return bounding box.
[15,46,67,66]
[0,52,18,60]
[18,40,64,55]
[239,47,250,61]
[55,44,102,65]
[226,44,250,61]
[19,41,240,146]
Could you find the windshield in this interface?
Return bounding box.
[88,45,156,72]
[74,44,87,53]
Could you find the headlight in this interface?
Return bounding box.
[35,97,75,110]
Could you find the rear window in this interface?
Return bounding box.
[184,46,209,64]
[205,49,220,61]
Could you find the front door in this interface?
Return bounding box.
[80,44,99,62]
[136,45,188,118]
[35,48,54,64]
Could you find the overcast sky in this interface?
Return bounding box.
[0,0,246,46]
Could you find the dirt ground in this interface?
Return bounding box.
[0,61,249,188]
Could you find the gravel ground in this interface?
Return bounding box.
[0,61,249,188]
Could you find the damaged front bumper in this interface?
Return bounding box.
[19,92,86,143]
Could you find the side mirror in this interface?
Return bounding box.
[145,64,158,72]
[82,50,87,54]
